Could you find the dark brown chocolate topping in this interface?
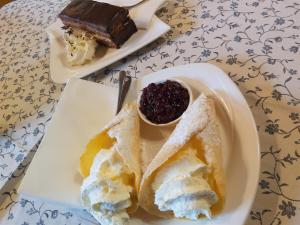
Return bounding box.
[59,0,127,33]
[58,0,137,48]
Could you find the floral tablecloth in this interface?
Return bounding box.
[0,0,300,224]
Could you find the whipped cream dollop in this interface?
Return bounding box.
[63,28,98,66]
[152,147,218,220]
[81,148,133,225]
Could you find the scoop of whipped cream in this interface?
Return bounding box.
[63,28,98,66]
[81,148,133,225]
[152,147,218,220]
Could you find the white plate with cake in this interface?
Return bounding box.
[47,0,170,84]
[19,63,260,225]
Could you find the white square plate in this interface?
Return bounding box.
[47,17,170,84]
[19,63,260,225]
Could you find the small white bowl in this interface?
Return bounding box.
[137,78,193,127]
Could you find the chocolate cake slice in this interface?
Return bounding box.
[58,0,137,48]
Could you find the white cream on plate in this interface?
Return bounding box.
[152,147,218,220]
[81,148,133,225]
[64,29,98,66]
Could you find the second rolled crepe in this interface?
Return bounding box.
[139,94,225,220]
[79,103,140,225]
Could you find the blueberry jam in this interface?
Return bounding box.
[139,80,190,124]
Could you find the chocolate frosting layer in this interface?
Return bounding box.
[59,0,137,48]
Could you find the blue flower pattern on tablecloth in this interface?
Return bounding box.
[0,0,300,224]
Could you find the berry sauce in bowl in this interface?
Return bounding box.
[138,79,193,126]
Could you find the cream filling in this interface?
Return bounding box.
[81,149,133,225]
[153,147,218,220]
[64,29,98,66]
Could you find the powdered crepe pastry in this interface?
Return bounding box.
[79,103,140,225]
[139,94,225,220]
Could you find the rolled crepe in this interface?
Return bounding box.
[139,94,225,219]
[80,103,140,225]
